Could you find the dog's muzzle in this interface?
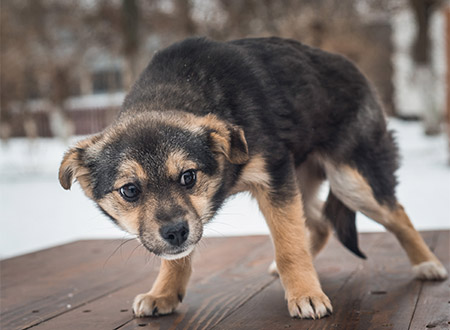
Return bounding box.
[159,221,189,247]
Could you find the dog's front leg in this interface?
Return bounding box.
[254,188,332,319]
[133,254,192,317]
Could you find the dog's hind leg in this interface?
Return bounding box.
[323,161,448,280]
[296,157,331,257]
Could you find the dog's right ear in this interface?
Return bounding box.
[209,124,249,165]
[58,135,101,190]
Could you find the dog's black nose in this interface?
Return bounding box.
[160,221,189,246]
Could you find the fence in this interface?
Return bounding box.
[8,107,120,137]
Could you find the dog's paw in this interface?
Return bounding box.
[413,260,448,281]
[268,260,279,276]
[132,292,182,317]
[287,293,332,319]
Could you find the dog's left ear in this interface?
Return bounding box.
[59,134,101,190]
[209,124,249,165]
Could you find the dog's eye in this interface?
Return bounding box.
[119,183,140,202]
[179,170,196,188]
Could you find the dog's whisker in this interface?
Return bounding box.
[126,240,146,263]
[203,227,227,237]
[103,238,136,268]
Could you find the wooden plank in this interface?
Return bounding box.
[28,236,271,330]
[117,237,275,329]
[2,237,246,329]
[0,239,145,310]
[0,239,154,330]
[1,240,126,290]
[213,232,382,330]
[214,231,442,330]
[409,230,450,330]
[2,231,447,330]
[306,231,438,330]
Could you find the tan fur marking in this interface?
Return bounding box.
[240,154,271,190]
[98,193,143,235]
[255,191,319,293]
[323,160,446,275]
[189,195,210,221]
[304,199,330,257]
[150,255,192,297]
[253,187,332,318]
[115,159,148,188]
[385,204,442,266]
[189,171,222,223]
[58,134,101,195]
[296,156,330,257]
[231,154,271,195]
[165,150,198,179]
[133,254,193,316]
[76,168,94,199]
[209,132,230,157]
[95,159,150,235]
[323,162,389,221]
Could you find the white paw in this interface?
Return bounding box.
[268,260,279,276]
[413,261,448,280]
[287,293,332,319]
[132,292,181,317]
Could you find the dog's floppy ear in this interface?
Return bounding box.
[59,134,101,190]
[209,124,249,165]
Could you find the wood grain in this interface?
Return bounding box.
[0,239,152,329]
[408,230,450,330]
[118,236,275,330]
[1,231,448,330]
[214,232,382,330]
[29,236,271,330]
[306,231,437,330]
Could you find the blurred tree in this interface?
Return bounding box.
[0,0,409,139]
[0,0,93,140]
[409,0,444,135]
[203,0,396,115]
[122,0,141,89]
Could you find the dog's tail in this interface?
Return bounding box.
[324,190,366,259]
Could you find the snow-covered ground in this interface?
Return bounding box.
[1,118,449,259]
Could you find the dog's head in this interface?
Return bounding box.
[59,111,248,259]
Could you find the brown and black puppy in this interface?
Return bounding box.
[59,37,447,319]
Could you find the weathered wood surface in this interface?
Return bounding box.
[1,231,448,330]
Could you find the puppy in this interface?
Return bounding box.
[59,37,447,319]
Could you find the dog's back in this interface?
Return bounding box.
[123,37,397,204]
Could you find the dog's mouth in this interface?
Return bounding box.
[159,245,195,260]
[138,237,197,260]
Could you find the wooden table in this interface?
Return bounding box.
[1,231,448,330]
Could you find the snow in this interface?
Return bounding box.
[1,118,449,259]
[64,92,126,110]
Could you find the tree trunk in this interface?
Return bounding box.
[49,68,74,141]
[122,0,140,90]
[409,0,442,135]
